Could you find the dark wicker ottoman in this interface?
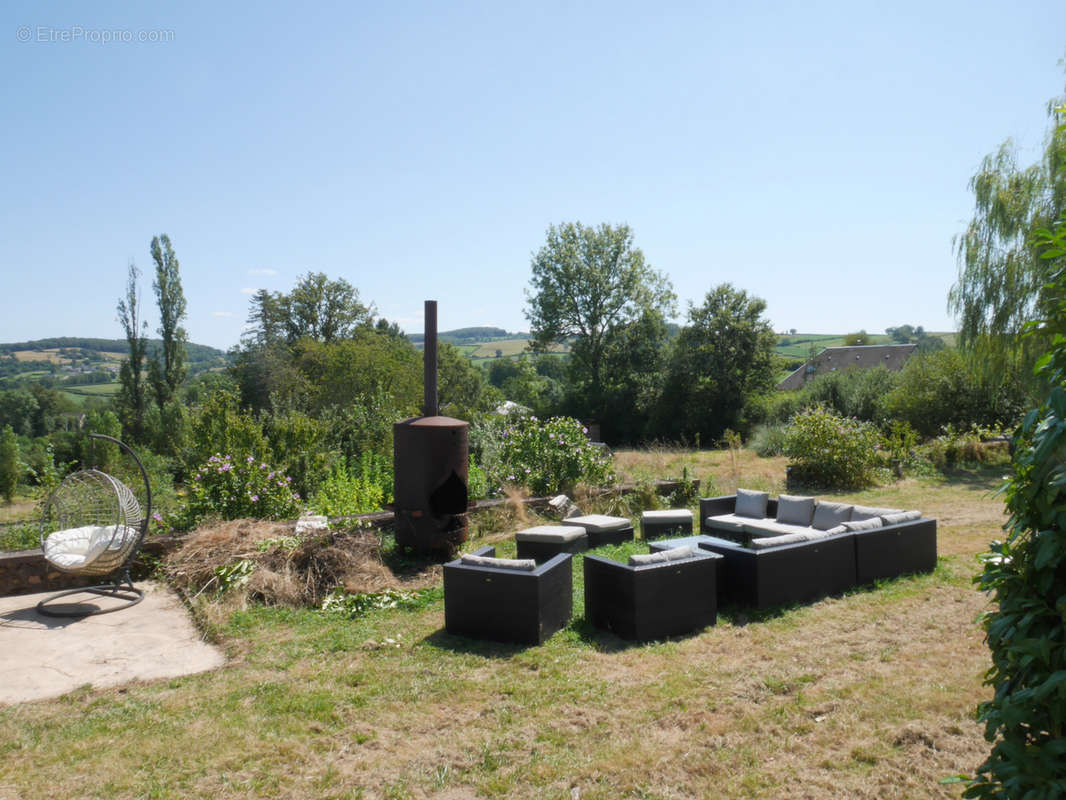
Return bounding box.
[515,525,589,562]
[560,514,634,547]
[641,509,694,540]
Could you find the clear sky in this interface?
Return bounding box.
[2,1,1064,350]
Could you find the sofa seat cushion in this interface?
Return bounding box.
[460,554,538,571]
[776,494,816,526]
[628,545,697,566]
[740,519,818,538]
[515,525,586,543]
[43,525,122,570]
[750,529,830,549]
[812,501,853,531]
[704,513,754,534]
[881,510,922,525]
[735,488,769,518]
[850,505,903,521]
[560,514,630,532]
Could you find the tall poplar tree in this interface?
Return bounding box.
[147,234,188,411]
[116,263,149,441]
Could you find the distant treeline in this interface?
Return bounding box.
[0,337,227,365]
[407,327,524,345]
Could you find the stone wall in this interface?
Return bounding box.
[0,549,94,598]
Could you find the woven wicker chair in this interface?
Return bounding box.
[443,546,573,645]
[36,434,151,617]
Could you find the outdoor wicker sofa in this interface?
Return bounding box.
[443,546,573,645]
[643,491,940,609]
[583,545,721,641]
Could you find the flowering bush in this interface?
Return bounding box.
[495,415,614,495]
[783,407,881,489]
[185,453,303,524]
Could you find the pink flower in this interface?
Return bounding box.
[250,495,259,502]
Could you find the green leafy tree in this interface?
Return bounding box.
[0,424,19,503]
[116,262,149,442]
[883,347,1026,438]
[967,218,1066,798]
[147,234,189,412]
[655,284,777,442]
[950,88,1066,387]
[244,273,373,345]
[0,389,39,437]
[842,330,870,346]
[436,341,503,420]
[525,222,675,421]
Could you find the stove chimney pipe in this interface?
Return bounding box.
[424,300,438,417]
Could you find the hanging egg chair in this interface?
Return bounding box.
[36,433,151,617]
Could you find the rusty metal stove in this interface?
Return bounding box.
[392,301,469,556]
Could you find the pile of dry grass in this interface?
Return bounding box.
[164,519,438,608]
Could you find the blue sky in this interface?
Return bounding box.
[2,1,1064,350]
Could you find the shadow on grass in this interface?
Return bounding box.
[936,464,1009,493]
[420,627,537,658]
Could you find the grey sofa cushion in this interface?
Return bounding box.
[881,510,922,525]
[812,501,853,531]
[850,505,903,521]
[628,545,696,566]
[843,517,884,532]
[776,494,816,526]
[460,554,538,571]
[735,488,769,518]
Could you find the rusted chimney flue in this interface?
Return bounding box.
[424,300,438,417]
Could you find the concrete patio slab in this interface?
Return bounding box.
[0,581,225,705]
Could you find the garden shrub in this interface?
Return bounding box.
[967,256,1066,798]
[883,349,1026,438]
[495,415,614,495]
[185,453,302,525]
[783,407,881,489]
[311,453,392,517]
[748,422,788,457]
[185,389,271,472]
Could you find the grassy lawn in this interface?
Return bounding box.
[0,450,1004,799]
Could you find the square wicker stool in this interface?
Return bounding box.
[641,509,694,540]
[515,525,589,562]
[560,514,634,548]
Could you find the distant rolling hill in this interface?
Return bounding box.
[0,337,230,404]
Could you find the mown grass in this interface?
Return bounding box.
[0,451,1005,799]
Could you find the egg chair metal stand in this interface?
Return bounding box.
[36,433,152,617]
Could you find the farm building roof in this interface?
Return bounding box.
[777,344,918,391]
